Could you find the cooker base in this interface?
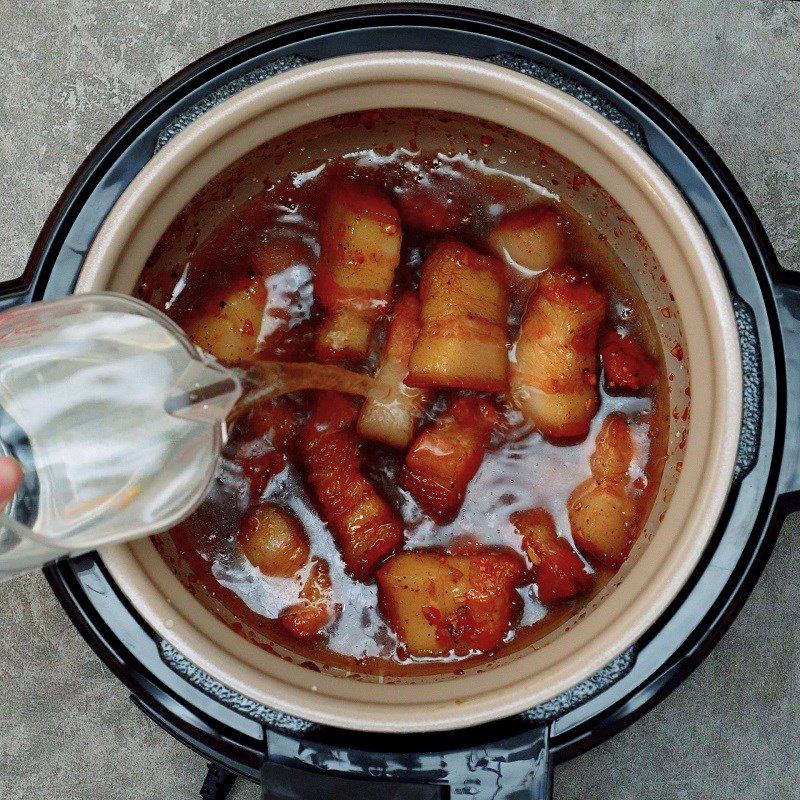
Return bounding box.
[22,4,791,796]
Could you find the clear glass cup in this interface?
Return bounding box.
[0,292,241,581]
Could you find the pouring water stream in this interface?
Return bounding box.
[0,292,384,581]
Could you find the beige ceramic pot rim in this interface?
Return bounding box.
[79,52,742,733]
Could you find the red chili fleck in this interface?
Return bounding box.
[598,233,608,242]
[241,319,255,336]
[671,343,684,361]
[422,606,443,625]
[480,134,494,146]
[573,174,587,190]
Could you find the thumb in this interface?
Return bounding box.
[0,457,23,508]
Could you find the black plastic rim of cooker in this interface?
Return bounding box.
[7,4,800,797]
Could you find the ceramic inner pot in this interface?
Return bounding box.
[76,52,742,733]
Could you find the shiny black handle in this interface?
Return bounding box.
[262,762,444,800]
[263,726,553,800]
[775,275,800,501]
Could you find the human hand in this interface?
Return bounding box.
[0,456,23,508]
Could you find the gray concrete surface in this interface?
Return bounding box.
[0,0,798,797]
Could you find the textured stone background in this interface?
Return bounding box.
[0,1,798,798]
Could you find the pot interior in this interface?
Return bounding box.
[79,53,740,732]
[132,107,687,681]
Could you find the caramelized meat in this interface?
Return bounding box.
[489,206,566,277]
[569,413,638,568]
[511,266,606,439]
[239,504,310,577]
[511,508,592,604]
[235,439,286,499]
[394,171,472,233]
[299,392,405,580]
[401,396,500,523]
[279,558,335,640]
[357,291,432,449]
[182,277,267,364]
[181,236,310,364]
[601,331,658,392]
[407,241,509,392]
[314,182,402,361]
[247,396,303,448]
[376,548,526,656]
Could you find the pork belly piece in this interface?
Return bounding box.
[569,413,638,568]
[183,236,310,364]
[407,242,509,392]
[376,548,526,656]
[234,438,287,500]
[239,503,310,577]
[183,278,267,365]
[247,395,303,448]
[234,397,302,500]
[314,182,402,362]
[511,265,606,439]
[299,392,404,580]
[600,331,659,393]
[400,396,500,523]
[357,291,432,450]
[279,558,335,640]
[589,412,635,484]
[393,173,472,233]
[488,206,566,277]
[511,508,592,605]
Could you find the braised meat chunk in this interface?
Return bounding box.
[376,548,526,657]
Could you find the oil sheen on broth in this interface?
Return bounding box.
[136,109,670,679]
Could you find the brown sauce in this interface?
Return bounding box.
[137,109,670,679]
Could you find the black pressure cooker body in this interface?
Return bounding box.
[7,6,797,798]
